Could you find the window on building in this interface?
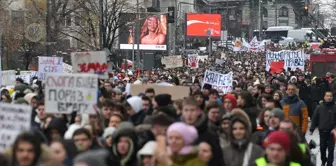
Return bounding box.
[279,19,288,26]
[262,7,268,17]
[279,7,288,17]
[74,13,81,26]
[63,15,72,27]
[11,10,25,25]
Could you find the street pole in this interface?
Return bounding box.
[208,6,212,56]
[258,0,262,39]
[46,0,52,56]
[136,0,140,68]
[131,26,135,70]
[226,0,228,48]
[275,0,278,26]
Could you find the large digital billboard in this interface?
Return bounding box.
[119,13,167,50]
[186,13,221,38]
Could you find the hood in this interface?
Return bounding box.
[137,141,156,160]
[24,93,37,104]
[229,109,252,149]
[46,118,67,138]
[126,96,143,113]
[112,122,137,166]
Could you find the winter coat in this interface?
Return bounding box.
[111,122,138,166]
[157,152,205,166]
[135,124,156,150]
[310,101,336,132]
[181,113,224,166]
[280,95,309,133]
[129,110,146,126]
[310,84,322,102]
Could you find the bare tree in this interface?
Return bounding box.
[60,0,141,51]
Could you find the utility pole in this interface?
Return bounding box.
[136,0,140,68]
[46,0,52,56]
[258,0,262,39]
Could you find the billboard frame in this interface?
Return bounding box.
[185,13,222,39]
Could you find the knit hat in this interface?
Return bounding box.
[167,122,198,154]
[271,108,285,121]
[24,93,37,104]
[263,131,291,152]
[103,127,116,139]
[126,96,143,113]
[73,149,111,166]
[223,93,237,108]
[154,94,172,107]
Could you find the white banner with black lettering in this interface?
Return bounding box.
[45,73,98,114]
[265,50,305,71]
[0,103,32,152]
[203,70,233,94]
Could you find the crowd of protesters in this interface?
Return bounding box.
[1,49,336,166]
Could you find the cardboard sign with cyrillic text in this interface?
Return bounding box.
[45,73,98,114]
[71,51,108,79]
[203,70,233,94]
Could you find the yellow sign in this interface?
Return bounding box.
[25,23,45,42]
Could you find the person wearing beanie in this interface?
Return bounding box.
[156,122,205,166]
[223,108,263,166]
[219,112,232,150]
[102,127,116,148]
[252,131,300,166]
[222,93,237,112]
[153,94,173,108]
[125,96,145,126]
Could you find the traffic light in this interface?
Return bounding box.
[168,7,175,23]
[303,5,309,16]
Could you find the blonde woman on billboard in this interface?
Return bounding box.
[140,16,166,45]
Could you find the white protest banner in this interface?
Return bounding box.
[197,55,209,62]
[203,70,233,94]
[188,54,199,68]
[38,57,63,80]
[265,50,304,71]
[63,63,73,73]
[161,55,183,68]
[45,73,98,114]
[16,71,37,83]
[215,59,224,65]
[71,51,108,79]
[1,70,16,86]
[0,103,32,152]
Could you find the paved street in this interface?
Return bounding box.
[305,123,336,166]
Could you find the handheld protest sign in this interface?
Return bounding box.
[71,51,108,79]
[0,103,32,152]
[38,56,63,80]
[203,70,233,94]
[45,73,98,114]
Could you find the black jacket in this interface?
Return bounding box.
[241,106,259,133]
[310,102,336,132]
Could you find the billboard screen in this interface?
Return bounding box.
[186,13,221,38]
[119,13,167,50]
